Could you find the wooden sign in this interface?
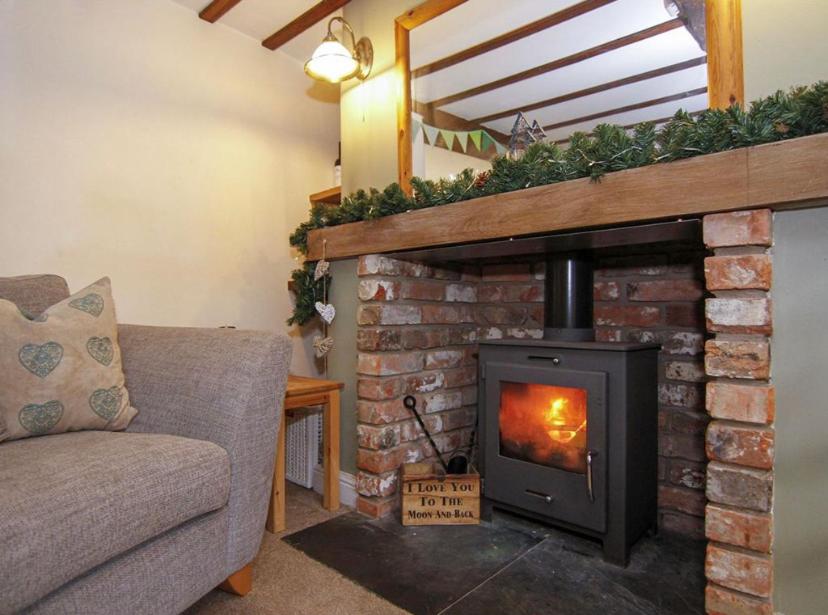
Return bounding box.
[400,462,480,526]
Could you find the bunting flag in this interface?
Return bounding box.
[418,123,505,157]
[423,125,439,146]
[456,131,469,153]
[468,130,482,151]
[411,117,422,141]
[440,128,456,151]
[494,141,508,155]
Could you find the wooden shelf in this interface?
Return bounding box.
[306,134,828,261]
[309,186,341,206]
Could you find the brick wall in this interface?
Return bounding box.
[354,248,709,538]
[702,210,775,614]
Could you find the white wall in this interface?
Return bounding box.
[423,144,492,181]
[0,0,340,375]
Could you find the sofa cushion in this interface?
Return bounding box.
[0,277,137,442]
[0,274,69,319]
[0,431,230,613]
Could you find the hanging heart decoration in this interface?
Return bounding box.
[314,259,330,281]
[315,301,336,324]
[313,335,335,358]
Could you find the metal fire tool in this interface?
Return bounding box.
[403,395,449,473]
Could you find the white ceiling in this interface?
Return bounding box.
[411,0,707,142]
[170,0,341,64]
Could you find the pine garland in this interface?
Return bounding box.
[288,82,828,325]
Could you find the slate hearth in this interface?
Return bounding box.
[285,510,705,615]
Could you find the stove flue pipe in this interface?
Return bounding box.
[543,252,595,342]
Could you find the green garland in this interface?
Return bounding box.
[286,262,331,327]
[288,82,828,325]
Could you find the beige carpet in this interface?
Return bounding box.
[186,484,409,615]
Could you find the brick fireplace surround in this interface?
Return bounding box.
[353,209,775,614]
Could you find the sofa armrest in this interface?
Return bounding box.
[118,324,292,573]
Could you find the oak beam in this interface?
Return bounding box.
[305,134,828,261]
[199,0,244,23]
[411,0,616,79]
[472,56,706,124]
[426,19,684,109]
[705,0,743,108]
[396,0,468,30]
[262,0,350,51]
[542,87,708,132]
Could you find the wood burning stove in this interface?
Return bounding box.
[478,252,659,566]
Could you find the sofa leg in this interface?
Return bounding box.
[219,563,252,596]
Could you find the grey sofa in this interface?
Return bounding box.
[0,275,292,615]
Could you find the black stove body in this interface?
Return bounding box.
[478,252,659,566]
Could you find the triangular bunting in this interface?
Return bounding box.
[411,118,422,141]
[494,141,507,155]
[456,131,469,152]
[480,132,493,152]
[423,125,439,146]
[441,129,456,151]
[469,130,482,151]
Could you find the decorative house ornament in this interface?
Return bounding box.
[531,120,547,144]
[313,335,335,358]
[508,112,536,158]
[314,259,330,281]
[315,301,336,325]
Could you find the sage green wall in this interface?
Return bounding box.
[742,0,828,101]
[772,207,828,614]
[332,0,417,475]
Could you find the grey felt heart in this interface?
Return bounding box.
[19,400,63,434]
[19,342,64,378]
[87,336,114,366]
[69,293,104,317]
[89,387,122,421]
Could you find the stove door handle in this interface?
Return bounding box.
[586,450,597,502]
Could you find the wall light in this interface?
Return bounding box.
[305,17,373,83]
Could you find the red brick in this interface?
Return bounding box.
[399,261,433,278]
[669,459,706,490]
[706,421,774,469]
[705,254,772,290]
[424,349,465,370]
[476,305,529,325]
[660,511,705,539]
[660,433,707,462]
[594,305,661,327]
[705,543,773,598]
[358,304,421,325]
[665,303,703,327]
[447,326,478,345]
[665,360,706,383]
[400,280,445,302]
[357,399,410,424]
[403,371,445,394]
[356,470,398,497]
[358,255,402,276]
[357,424,400,450]
[706,298,772,335]
[421,304,462,324]
[357,494,396,518]
[431,265,462,280]
[400,328,450,350]
[357,328,402,351]
[706,504,773,553]
[358,352,424,376]
[670,410,709,435]
[358,376,402,400]
[661,331,705,356]
[595,327,623,342]
[445,283,477,302]
[420,390,463,413]
[705,584,773,615]
[706,382,775,424]
[658,383,703,409]
[628,279,704,302]
[595,254,669,277]
[593,280,620,300]
[443,366,476,388]
[357,447,405,474]
[358,279,400,301]
[481,263,532,281]
[707,461,772,512]
[705,339,770,380]
[703,209,772,248]
[658,485,706,516]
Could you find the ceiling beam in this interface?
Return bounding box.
[472,56,707,125]
[198,0,244,23]
[426,19,684,109]
[414,101,509,145]
[542,86,708,132]
[396,0,468,30]
[553,110,705,144]
[262,0,351,51]
[411,0,616,79]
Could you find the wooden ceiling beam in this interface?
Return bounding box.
[542,86,708,132]
[198,0,244,23]
[472,56,707,125]
[262,0,351,51]
[426,19,684,109]
[396,0,468,30]
[411,0,616,79]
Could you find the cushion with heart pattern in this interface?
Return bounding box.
[0,277,137,442]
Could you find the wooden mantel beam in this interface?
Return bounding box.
[199,0,244,23]
[306,134,828,260]
[262,0,351,51]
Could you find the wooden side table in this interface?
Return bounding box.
[266,375,343,533]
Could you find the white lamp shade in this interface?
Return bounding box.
[304,39,359,83]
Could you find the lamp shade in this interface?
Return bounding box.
[304,39,359,83]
